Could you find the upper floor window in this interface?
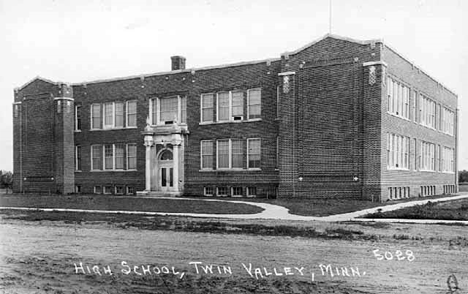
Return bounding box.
[441,107,454,136]
[91,100,137,130]
[201,94,214,122]
[150,96,186,125]
[200,88,261,123]
[420,94,436,129]
[75,104,82,131]
[126,100,137,127]
[248,89,261,120]
[387,77,409,119]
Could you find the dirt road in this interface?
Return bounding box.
[1,218,467,294]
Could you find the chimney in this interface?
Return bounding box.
[171,56,186,71]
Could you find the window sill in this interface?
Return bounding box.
[442,171,455,174]
[386,112,410,121]
[90,127,138,131]
[74,170,82,173]
[419,169,436,173]
[74,130,82,133]
[387,167,410,171]
[90,170,137,172]
[199,119,262,126]
[199,169,262,172]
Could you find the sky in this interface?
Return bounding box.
[0,0,467,172]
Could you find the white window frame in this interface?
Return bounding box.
[91,144,103,171]
[75,104,82,131]
[420,141,436,171]
[126,100,137,128]
[247,138,261,169]
[247,88,261,120]
[94,186,102,194]
[126,143,137,171]
[200,140,213,170]
[150,96,182,125]
[231,91,244,121]
[216,92,231,122]
[387,133,409,170]
[217,187,228,197]
[103,102,115,129]
[126,186,135,195]
[247,187,257,197]
[204,187,214,196]
[115,185,124,195]
[114,101,124,128]
[75,145,82,171]
[231,187,243,197]
[90,104,102,130]
[276,86,280,118]
[103,185,113,195]
[387,76,410,120]
[200,93,214,123]
[216,139,231,169]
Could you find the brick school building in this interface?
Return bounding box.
[12,34,458,201]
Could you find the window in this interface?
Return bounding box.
[247,138,261,169]
[420,141,436,171]
[91,101,136,130]
[150,96,186,125]
[201,140,213,170]
[75,105,82,131]
[104,144,113,170]
[386,77,409,119]
[92,144,136,171]
[201,94,214,122]
[247,187,257,197]
[103,102,114,129]
[387,133,409,169]
[115,102,124,128]
[127,144,137,170]
[115,186,124,195]
[276,86,280,118]
[441,107,454,135]
[91,145,103,170]
[126,186,135,195]
[232,187,243,197]
[94,186,102,194]
[217,139,230,169]
[420,94,436,128]
[442,147,455,173]
[160,96,178,123]
[217,187,228,197]
[231,139,243,168]
[204,187,214,196]
[411,90,417,122]
[91,104,101,129]
[276,136,279,169]
[103,186,113,194]
[126,100,137,127]
[75,145,82,171]
[231,91,244,120]
[248,89,261,119]
[75,185,81,193]
[217,92,230,121]
[115,144,125,170]
[180,96,187,124]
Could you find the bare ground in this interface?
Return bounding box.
[1,212,467,294]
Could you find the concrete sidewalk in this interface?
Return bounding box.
[1,193,468,224]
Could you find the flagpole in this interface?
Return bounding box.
[329,0,332,34]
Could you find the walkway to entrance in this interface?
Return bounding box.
[2,194,468,224]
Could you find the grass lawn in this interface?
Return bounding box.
[187,193,463,216]
[459,183,468,192]
[363,198,468,221]
[0,195,263,215]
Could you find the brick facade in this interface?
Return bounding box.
[12,34,458,201]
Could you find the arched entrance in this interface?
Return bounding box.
[157,149,174,192]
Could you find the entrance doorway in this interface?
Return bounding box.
[157,149,174,192]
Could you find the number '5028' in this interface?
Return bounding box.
[373,249,415,261]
